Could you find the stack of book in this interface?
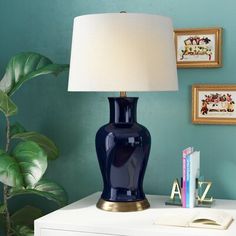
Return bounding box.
[182,147,200,208]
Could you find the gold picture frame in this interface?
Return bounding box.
[192,84,236,124]
[174,28,222,68]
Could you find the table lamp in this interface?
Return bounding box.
[68,13,178,212]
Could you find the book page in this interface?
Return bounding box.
[189,210,233,229]
[155,210,194,227]
[155,209,233,230]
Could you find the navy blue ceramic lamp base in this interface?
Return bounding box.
[95,97,151,212]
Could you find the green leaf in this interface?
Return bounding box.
[10,122,26,138]
[0,90,17,116]
[13,225,34,236]
[0,52,69,96]
[10,179,68,207]
[12,132,59,160]
[0,149,23,187]
[11,206,43,227]
[0,141,47,188]
[12,141,47,187]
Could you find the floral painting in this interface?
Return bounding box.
[199,92,236,118]
[174,28,222,68]
[177,34,215,62]
[192,85,236,124]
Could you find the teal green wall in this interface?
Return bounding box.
[1,0,236,208]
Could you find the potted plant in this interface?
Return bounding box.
[0,52,69,236]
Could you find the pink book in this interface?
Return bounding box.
[182,147,193,208]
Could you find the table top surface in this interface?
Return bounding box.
[35,192,236,236]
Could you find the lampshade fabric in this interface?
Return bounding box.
[68,13,178,92]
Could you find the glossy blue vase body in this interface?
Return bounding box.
[95,97,151,202]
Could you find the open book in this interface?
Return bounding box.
[155,209,233,230]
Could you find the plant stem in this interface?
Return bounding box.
[4,116,11,236]
[5,115,10,152]
[3,185,11,236]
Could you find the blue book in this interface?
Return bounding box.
[186,154,191,208]
[182,147,193,208]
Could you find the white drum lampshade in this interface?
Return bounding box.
[68,13,178,92]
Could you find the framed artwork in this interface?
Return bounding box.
[174,28,222,68]
[192,84,236,124]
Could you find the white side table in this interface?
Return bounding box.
[34,192,236,236]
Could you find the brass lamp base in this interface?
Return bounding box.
[96,198,150,212]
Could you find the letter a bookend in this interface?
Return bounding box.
[165,178,182,206]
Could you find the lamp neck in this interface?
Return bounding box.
[120,91,127,97]
[108,97,138,123]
